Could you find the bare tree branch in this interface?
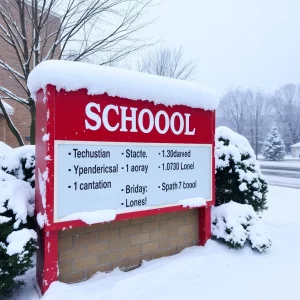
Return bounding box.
[273,83,300,145]
[0,86,28,104]
[138,45,197,80]
[218,88,249,135]
[0,0,156,144]
[0,98,24,146]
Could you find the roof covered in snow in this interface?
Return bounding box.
[27,60,219,110]
[291,142,300,148]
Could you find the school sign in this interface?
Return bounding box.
[28,60,219,294]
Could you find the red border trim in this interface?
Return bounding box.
[36,85,216,232]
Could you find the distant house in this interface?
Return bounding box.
[291,142,300,158]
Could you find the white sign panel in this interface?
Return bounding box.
[54,141,212,220]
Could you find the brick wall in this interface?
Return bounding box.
[0,100,31,147]
[0,0,60,147]
[58,209,199,283]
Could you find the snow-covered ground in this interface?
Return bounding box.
[258,156,300,189]
[258,154,300,161]
[264,175,300,189]
[259,159,300,168]
[10,185,300,300]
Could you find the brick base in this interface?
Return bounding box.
[58,209,199,283]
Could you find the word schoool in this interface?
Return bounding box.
[85,102,196,135]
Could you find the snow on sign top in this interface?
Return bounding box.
[27,60,219,110]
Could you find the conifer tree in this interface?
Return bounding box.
[0,147,36,297]
[262,125,286,160]
[0,208,36,297]
[215,126,268,213]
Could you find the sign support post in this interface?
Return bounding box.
[199,206,211,246]
[36,229,58,294]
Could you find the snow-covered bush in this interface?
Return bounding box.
[262,125,286,160]
[0,143,36,297]
[0,142,35,187]
[212,201,271,252]
[215,126,268,213]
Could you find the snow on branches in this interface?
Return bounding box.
[0,143,36,297]
[215,126,268,213]
[214,127,271,252]
[262,125,286,160]
[212,201,271,252]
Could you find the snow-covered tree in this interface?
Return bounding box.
[262,125,286,160]
[0,143,36,297]
[273,83,300,145]
[212,202,271,252]
[138,45,197,80]
[0,0,155,145]
[215,126,268,213]
[218,88,273,158]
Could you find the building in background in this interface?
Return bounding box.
[291,142,300,158]
[0,0,60,147]
[0,101,15,144]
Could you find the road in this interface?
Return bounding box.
[259,160,300,189]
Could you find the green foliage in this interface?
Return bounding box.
[0,203,36,298]
[1,153,35,188]
[20,155,35,188]
[215,128,268,213]
[216,138,268,213]
[212,219,245,250]
[212,202,272,252]
[0,146,36,298]
[214,127,271,252]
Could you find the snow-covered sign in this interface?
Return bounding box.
[31,60,218,229]
[30,60,217,294]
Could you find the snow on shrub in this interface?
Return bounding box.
[212,201,271,252]
[6,228,37,256]
[262,125,286,160]
[215,126,268,213]
[0,143,36,297]
[0,141,12,155]
[0,170,35,225]
[0,142,35,186]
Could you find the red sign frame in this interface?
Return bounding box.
[35,84,216,294]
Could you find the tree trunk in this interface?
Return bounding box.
[250,127,254,150]
[255,133,259,159]
[255,123,259,159]
[29,101,36,145]
[0,100,24,146]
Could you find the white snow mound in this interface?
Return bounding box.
[0,144,35,181]
[177,197,206,207]
[215,126,266,188]
[212,201,271,252]
[6,228,37,256]
[61,209,117,225]
[0,141,12,156]
[216,126,256,167]
[0,170,34,224]
[27,60,219,110]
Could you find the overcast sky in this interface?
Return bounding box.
[139,0,300,95]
